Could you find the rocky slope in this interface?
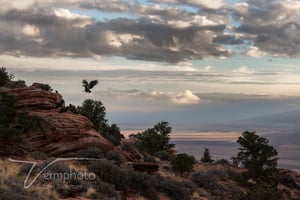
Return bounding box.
[0,84,115,157]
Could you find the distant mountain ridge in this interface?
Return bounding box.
[246,110,300,124]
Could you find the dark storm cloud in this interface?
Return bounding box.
[237,22,300,57]
[0,8,92,57]
[87,18,230,62]
[0,6,231,62]
[0,0,299,61]
[212,34,244,45]
[232,0,300,57]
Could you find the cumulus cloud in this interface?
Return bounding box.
[243,46,267,58]
[100,88,200,105]
[233,66,255,74]
[21,24,40,36]
[175,62,197,71]
[171,89,200,104]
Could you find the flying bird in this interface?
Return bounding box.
[82,79,98,93]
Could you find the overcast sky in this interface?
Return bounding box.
[1,0,300,129]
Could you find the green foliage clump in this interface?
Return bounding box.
[132,121,175,155]
[171,153,195,175]
[214,158,231,165]
[0,178,50,200]
[239,182,282,200]
[0,67,14,86]
[17,112,41,133]
[128,170,159,200]
[191,171,218,189]
[0,93,20,141]
[78,146,104,159]
[33,83,53,91]
[88,159,129,191]
[0,93,17,122]
[200,148,214,163]
[192,169,240,199]
[156,176,191,200]
[78,99,123,146]
[90,178,120,200]
[78,99,107,132]
[155,150,174,161]
[106,150,124,166]
[77,146,104,164]
[102,123,124,146]
[120,141,138,152]
[88,159,191,200]
[235,131,278,181]
[5,79,27,88]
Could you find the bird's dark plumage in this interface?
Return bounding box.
[82,79,98,93]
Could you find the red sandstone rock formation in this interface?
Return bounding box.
[0,85,115,157]
[9,87,63,111]
[19,111,116,157]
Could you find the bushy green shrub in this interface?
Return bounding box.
[206,168,230,181]
[0,93,20,142]
[88,158,193,200]
[102,123,124,146]
[0,67,14,86]
[191,171,218,189]
[33,83,53,91]
[155,150,174,161]
[5,79,26,88]
[215,158,231,165]
[77,146,104,165]
[0,93,17,122]
[156,176,191,200]
[201,148,214,163]
[90,178,120,200]
[106,150,124,166]
[88,159,129,191]
[128,170,159,200]
[236,131,278,181]
[120,141,137,152]
[77,99,107,132]
[143,154,156,162]
[0,127,21,141]
[0,178,50,200]
[278,174,299,189]
[228,170,250,186]
[239,183,282,200]
[183,181,197,193]
[192,169,244,199]
[78,146,104,159]
[132,121,175,155]
[171,153,195,175]
[17,112,41,133]
[78,99,124,145]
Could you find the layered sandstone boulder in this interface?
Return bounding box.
[19,111,116,157]
[0,84,115,157]
[8,86,63,111]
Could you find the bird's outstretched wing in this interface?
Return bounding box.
[88,80,98,89]
[82,79,88,86]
